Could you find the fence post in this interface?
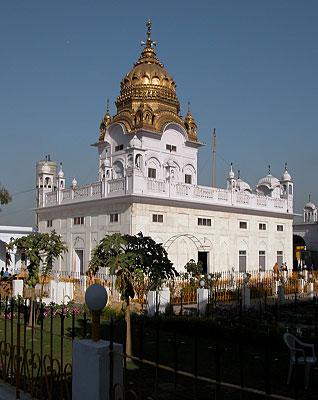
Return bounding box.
[72,286,123,400]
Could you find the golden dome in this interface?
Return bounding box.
[110,20,193,137]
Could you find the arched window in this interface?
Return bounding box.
[113,161,124,179]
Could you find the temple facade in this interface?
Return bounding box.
[35,21,294,274]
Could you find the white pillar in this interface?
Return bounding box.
[147,288,170,316]
[197,288,209,315]
[242,285,251,308]
[72,340,123,400]
[12,279,24,297]
[307,282,314,299]
[299,279,305,293]
[273,280,279,296]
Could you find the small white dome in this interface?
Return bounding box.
[72,178,77,188]
[42,162,50,174]
[236,179,252,193]
[281,169,291,182]
[257,174,280,189]
[228,164,235,179]
[305,202,316,210]
[58,164,64,178]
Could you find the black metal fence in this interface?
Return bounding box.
[0,295,317,400]
[0,296,87,400]
[107,307,318,400]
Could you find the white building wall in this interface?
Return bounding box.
[38,198,292,274]
[131,203,293,273]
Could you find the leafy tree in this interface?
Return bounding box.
[8,231,67,325]
[184,259,203,280]
[8,231,68,288]
[0,185,11,206]
[88,232,178,355]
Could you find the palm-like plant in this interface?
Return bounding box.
[88,232,178,355]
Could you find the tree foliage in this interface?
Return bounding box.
[88,232,178,302]
[0,185,11,205]
[8,231,68,287]
[184,259,203,279]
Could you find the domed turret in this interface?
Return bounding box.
[184,102,198,141]
[256,165,280,196]
[305,195,316,210]
[107,20,195,139]
[304,194,317,223]
[58,163,64,178]
[236,170,252,193]
[228,163,235,179]
[99,99,112,141]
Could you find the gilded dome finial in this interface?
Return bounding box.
[99,98,112,141]
[146,19,152,46]
[184,101,197,141]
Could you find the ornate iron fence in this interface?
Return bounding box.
[107,317,302,400]
[0,297,86,399]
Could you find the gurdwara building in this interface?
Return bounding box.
[35,21,294,275]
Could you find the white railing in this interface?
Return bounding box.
[147,179,166,193]
[61,189,72,203]
[108,178,125,193]
[43,174,291,214]
[194,186,214,199]
[91,182,102,197]
[45,192,57,206]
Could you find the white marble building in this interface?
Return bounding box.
[35,21,294,275]
[293,197,318,267]
[0,225,34,273]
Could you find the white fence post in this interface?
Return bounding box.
[197,288,209,315]
[72,340,123,400]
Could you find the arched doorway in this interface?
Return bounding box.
[164,234,211,273]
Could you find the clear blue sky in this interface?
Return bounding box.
[0,0,317,226]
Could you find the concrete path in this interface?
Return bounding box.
[0,381,31,400]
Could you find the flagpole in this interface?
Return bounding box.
[212,128,216,187]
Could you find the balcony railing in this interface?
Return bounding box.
[43,176,291,214]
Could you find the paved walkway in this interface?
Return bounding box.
[0,381,31,400]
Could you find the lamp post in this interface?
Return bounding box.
[85,284,108,342]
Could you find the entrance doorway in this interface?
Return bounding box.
[74,250,84,275]
[198,251,208,274]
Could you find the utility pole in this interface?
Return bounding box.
[212,128,216,187]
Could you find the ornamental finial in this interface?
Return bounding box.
[106,98,109,113]
[309,194,311,202]
[268,164,271,175]
[284,162,287,171]
[141,19,156,49]
[146,19,152,44]
[238,169,240,179]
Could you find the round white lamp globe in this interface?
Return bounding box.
[85,284,108,311]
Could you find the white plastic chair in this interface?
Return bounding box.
[283,332,317,389]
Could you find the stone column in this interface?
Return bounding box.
[72,340,123,400]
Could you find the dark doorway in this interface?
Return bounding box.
[198,251,208,274]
